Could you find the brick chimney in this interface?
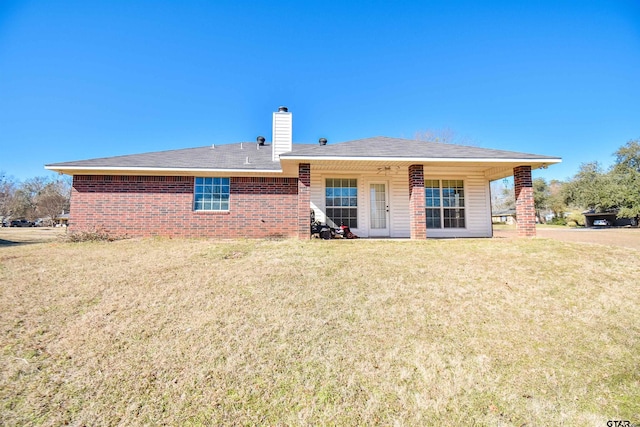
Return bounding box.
[272,106,292,161]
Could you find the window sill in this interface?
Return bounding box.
[194,210,231,215]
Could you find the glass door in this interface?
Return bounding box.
[369,182,389,237]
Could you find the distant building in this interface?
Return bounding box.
[583,210,637,227]
[55,211,70,227]
[491,209,517,225]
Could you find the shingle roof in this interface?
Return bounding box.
[281,136,557,160]
[46,143,314,171]
[45,136,560,173]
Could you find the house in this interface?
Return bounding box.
[491,209,517,225]
[45,107,561,239]
[54,211,70,227]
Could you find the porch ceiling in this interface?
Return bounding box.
[280,158,556,180]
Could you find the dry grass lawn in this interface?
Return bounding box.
[1,229,639,425]
[495,225,640,251]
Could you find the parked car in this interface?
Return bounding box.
[593,219,610,226]
[10,219,34,227]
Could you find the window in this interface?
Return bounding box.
[425,179,465,228]
[325,178,357,228]
[194,177,230,211]
[425,180,441,229]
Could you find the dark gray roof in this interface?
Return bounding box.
[492,209,517,216]
[281,136,558,160]
[46,143,314,171]
[46,136,560,172]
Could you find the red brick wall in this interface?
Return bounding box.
[408,165,427,239]
[70,175,299,238]
[514,166,536,237]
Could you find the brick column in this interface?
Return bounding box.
[409,164,427,239]
[514,165,536,237]
[298,163,311,239]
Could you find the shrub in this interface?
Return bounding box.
[62,228,126,242]
[565,212,585,227]
[548,217,567,226]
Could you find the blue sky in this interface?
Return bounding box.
[1,0,639,183]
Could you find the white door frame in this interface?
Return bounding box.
[367,179,390,237]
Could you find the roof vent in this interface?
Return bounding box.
[257,136,266,146]
[319,138,327,146]
[278,106,288,112]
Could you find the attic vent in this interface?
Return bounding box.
[257,136,266,146]
[319,138,327,146]
[278,106,288,112]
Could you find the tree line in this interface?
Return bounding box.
[0,173,72,226]
[493,139,640,226]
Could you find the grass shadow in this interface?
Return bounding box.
[0,238,51,247]
[0,227,66,246]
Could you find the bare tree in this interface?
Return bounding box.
[490,179,515,213]
[0,171,18,224]
[547,179,567,220]
[10,177,48,220]
[6,176,71,224]
[533,178,550,224]
[35,179,71,225]
[415,127,478,146]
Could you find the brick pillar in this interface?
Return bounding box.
[298,163,311,239]
[514,165,536,237]
[408,164,427,239]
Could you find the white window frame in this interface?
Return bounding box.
[325,178,358,228]
[425,179,466,229]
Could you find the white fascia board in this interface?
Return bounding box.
[282,156,562,163]
[44,166,284,174]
